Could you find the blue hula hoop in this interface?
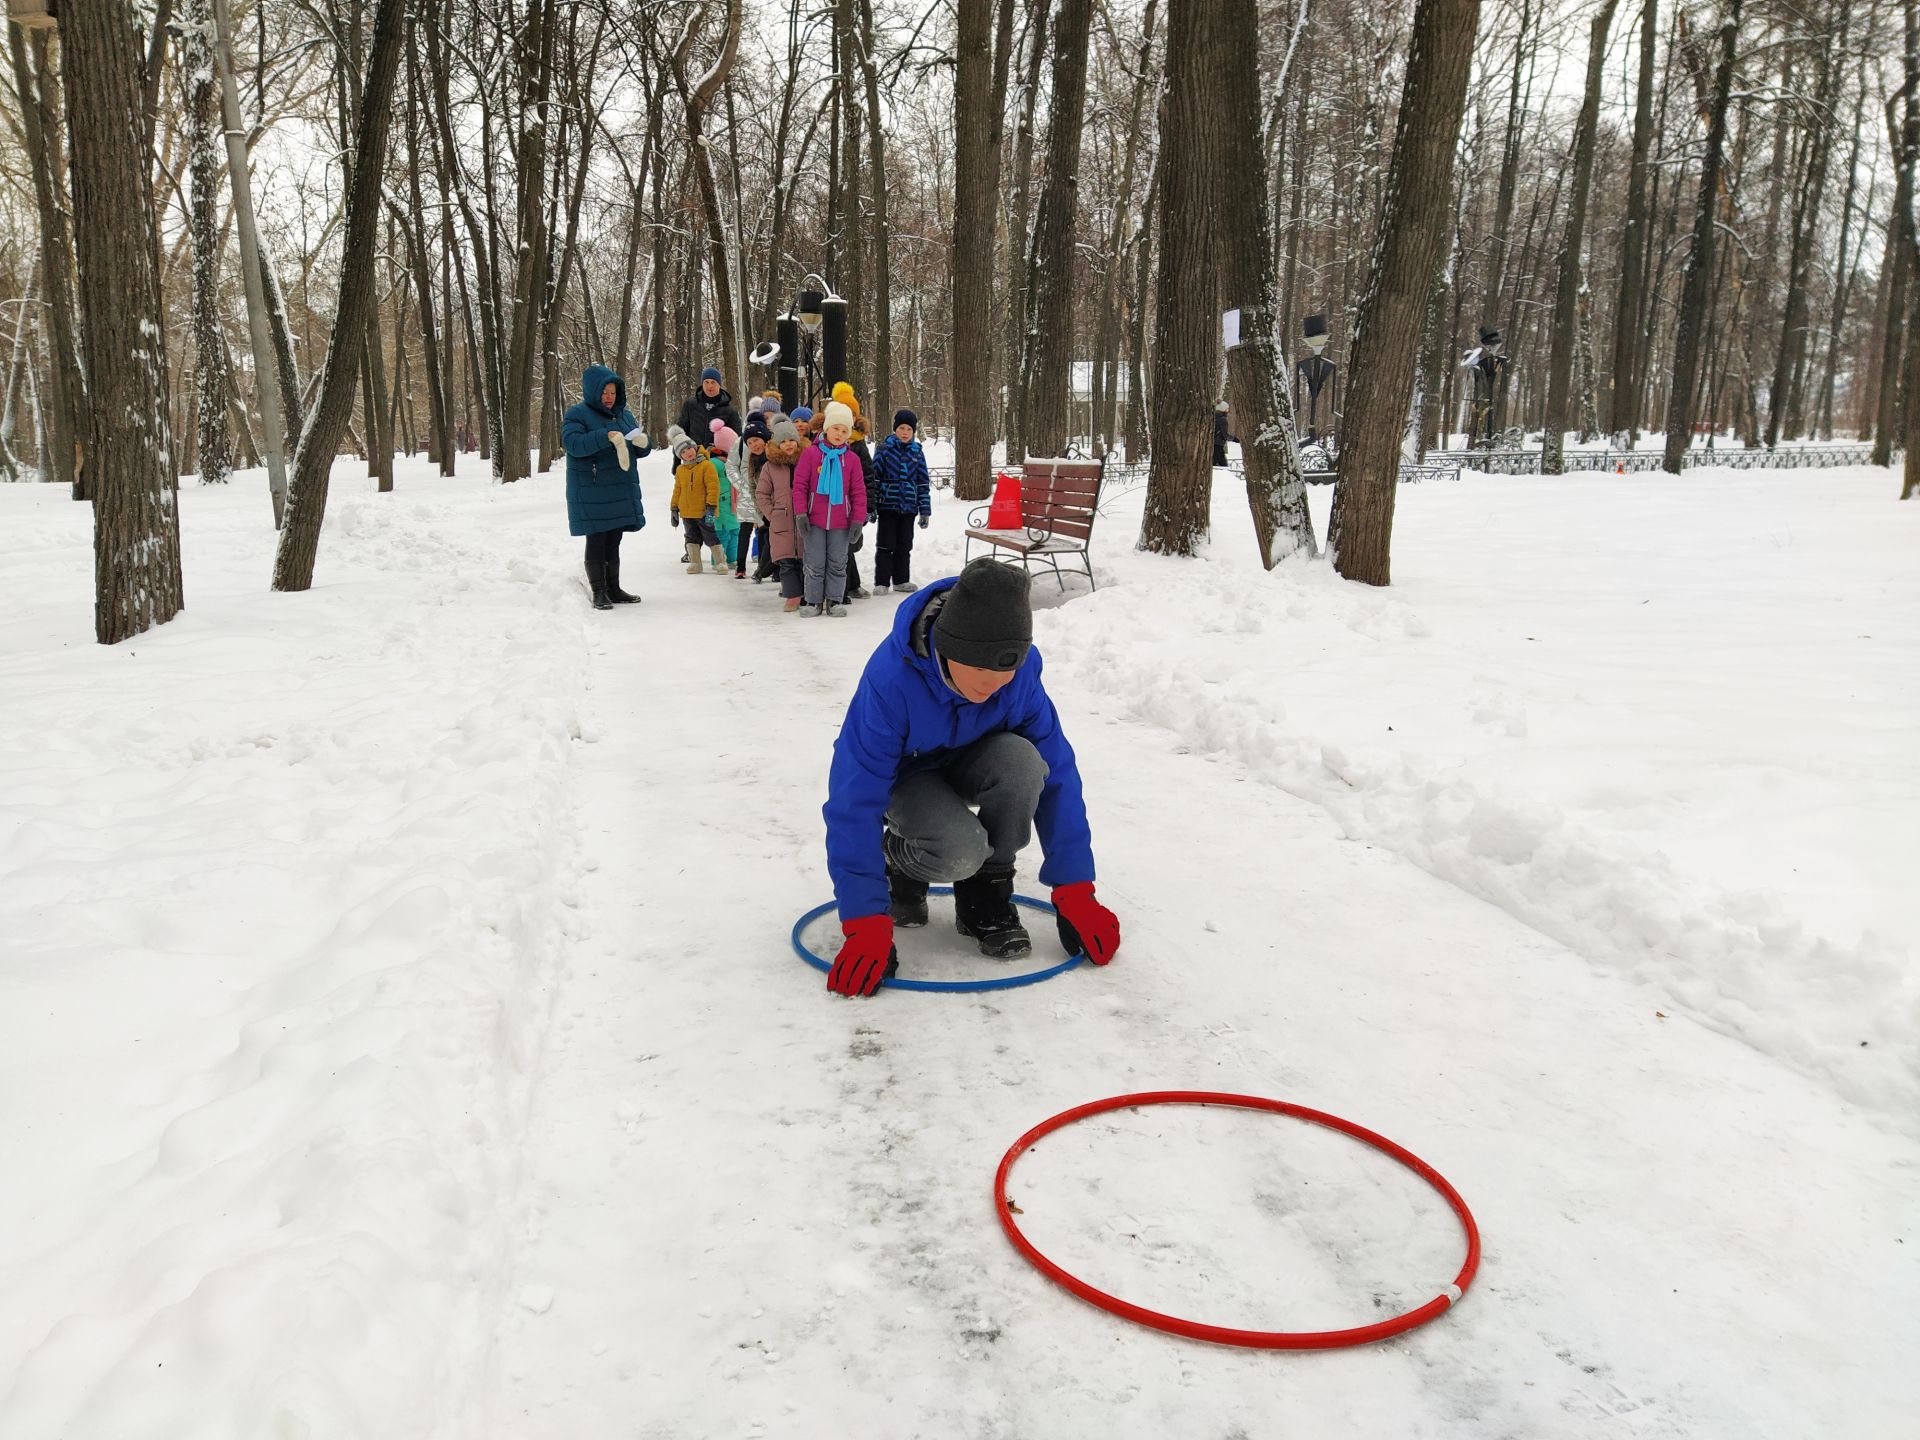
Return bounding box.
[792,888,1084,993]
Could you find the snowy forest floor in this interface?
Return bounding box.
[1,457,1915,1438]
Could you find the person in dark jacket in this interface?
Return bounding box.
[677,366,742,444]
[561,364,650,609]
[821,559,1122,996]
[870,409,932,592]
[1212,400,1232,467]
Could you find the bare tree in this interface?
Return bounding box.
[1542,0,1619,473]
[1142,0,1221,555]
[1022,0,1095,457]
[950,0,1000,501]
[1663,0,1741,475]
[1218,0,1315,563]
[7,23,85,498]
[1328,0,1482,584]
[272,0,407,591]
[1609,0,1658,441]
[62,0,184,642]
[179,0,233,485]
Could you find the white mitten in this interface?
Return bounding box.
[611,432,631,471]
[627,428,649,449]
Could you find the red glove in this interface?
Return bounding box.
[1052,882,1120,965]
[828,914,896,996]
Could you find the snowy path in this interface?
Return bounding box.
[483,477,1917,1438]
[2,462,1914,1438]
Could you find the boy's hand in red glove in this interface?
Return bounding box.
[828,914,896,996]
[1052,882,1120,965]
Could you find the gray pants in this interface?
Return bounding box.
[885,732,1048,882]
[802,522,851,604]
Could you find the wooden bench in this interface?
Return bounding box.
[963,458,1102,592]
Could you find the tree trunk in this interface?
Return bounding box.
[1022,0,1096,457]
[1817,81,1869,438]
[857,0,892,426]
[1610,0,1658,440]
[181,0,233,485]
[950,0,1000,501]
[1216,0,1315,563]
[8,25,85,498]
[1002,1,1051,464]
[681,0,744,398]
[1482,0,1534,342]
[63,0,184,642]
[1901,0,1920,496]
[1663,0,1741,475]
[1124,168,1156,462]
[1142,0,1224,555]
[1541,0,1618,474]
[272,0,406,591]
[1766,0,1849,448]
[1328,0,1481,584]
[1873,90,1912,465]
[402,28,453,474]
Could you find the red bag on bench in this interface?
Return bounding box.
[986,471,1023,529]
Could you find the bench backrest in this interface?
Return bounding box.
[1021,459,1101,541]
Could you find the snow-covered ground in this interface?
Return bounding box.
[1,455,1914,1438]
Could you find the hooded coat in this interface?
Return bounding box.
[756,433,805,562]
[562,365,648,536]
[671,450,721,518]
[823,578,1095,922]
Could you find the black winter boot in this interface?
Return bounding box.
[586,558,614,610]
[952,865,1031,958]
[606,555,641,604]
[888,866,930,928]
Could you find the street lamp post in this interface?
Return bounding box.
[767,274,844,413]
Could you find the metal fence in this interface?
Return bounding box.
[929,441,1869,496]
[1465,443,1874,475]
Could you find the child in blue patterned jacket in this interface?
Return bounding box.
[869,409,932,593]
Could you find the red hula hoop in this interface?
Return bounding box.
[994,1091,1482,1350]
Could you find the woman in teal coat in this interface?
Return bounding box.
[563,364,650,609]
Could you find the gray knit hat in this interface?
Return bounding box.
[770,416,801,447]
[934,559,1033,672]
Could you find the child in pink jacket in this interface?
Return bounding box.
[792,400,868,616]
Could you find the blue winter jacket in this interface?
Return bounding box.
[563,365,650,536]
[870,434,932,516]
[824,577,1095,921]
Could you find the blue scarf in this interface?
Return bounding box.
[820,443,847,506]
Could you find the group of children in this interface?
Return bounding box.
[664,378,934,618]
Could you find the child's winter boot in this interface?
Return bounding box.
[708,543,728,573]
[952,865,1031,958]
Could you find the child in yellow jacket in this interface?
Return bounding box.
[669,428,724,574]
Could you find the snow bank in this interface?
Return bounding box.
[1038,466,1920,1124]
[0,462,589,1437]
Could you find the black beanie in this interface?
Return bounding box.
[934,559,1032,672]
[893,408,919,431]
[744,414,772,442]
